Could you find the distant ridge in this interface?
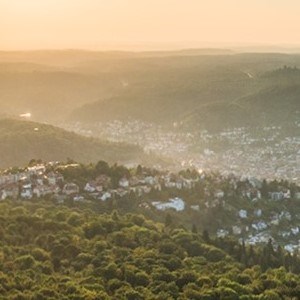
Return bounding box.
[0,48,234,65]
[1,51,300,129]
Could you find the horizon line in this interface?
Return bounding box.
[2,44,300,54]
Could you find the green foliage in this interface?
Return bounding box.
[0,201,299,299]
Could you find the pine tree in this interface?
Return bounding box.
[165,213,173,227]
[202,229,210,243]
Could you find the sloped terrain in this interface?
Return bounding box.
[0,119,144,168]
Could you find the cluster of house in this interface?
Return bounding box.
[215,193,300,250]
[82,172,197,202]
[1,163,299,206]
[64,121,300,187]
[0,163,199,203]
[192,127,300,186]
[1,162,300,252]
[218,206,300,252]
[0,165,66,200]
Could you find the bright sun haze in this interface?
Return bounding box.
[1,0,300,50]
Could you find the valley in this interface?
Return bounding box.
[3,1,300,298]
[61,120,300,185]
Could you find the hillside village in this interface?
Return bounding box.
[63,120,300,186]
[0,162,197,203]
[1,160,300,252]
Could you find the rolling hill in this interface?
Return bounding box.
[182,83,300,131]
[0,70,121,122]
[0,119,145,168]
[1,50,300,130]
[71,66,300,131]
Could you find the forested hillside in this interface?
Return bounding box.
[72,65,300,131]
[0,200,300,299]
[0,119,144,168]
[1,50,300,130]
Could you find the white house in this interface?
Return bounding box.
[254,209,262,217]
[252,221,267,231]
[191,205,200,211]
[144,176,156,185]
[217,229,229,238]
[21,188,33,199]
[214,190,225,199]
[63,183,80,195]
[239,210,248,219]
[151,197,185,212]
[119,177,129,188]
[84,182,96,193]
[73,195,85,202]
[99,192,112,201]
[232,225,242,235]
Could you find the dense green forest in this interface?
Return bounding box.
[0,200,300,299]
[0,119,145,168]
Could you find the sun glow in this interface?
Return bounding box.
[19,113,32,119]
[1,0,300,50]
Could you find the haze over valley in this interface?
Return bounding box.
[2,1,300,299]
[1,50,299,184]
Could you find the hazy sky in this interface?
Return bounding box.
[1,0,300,50]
